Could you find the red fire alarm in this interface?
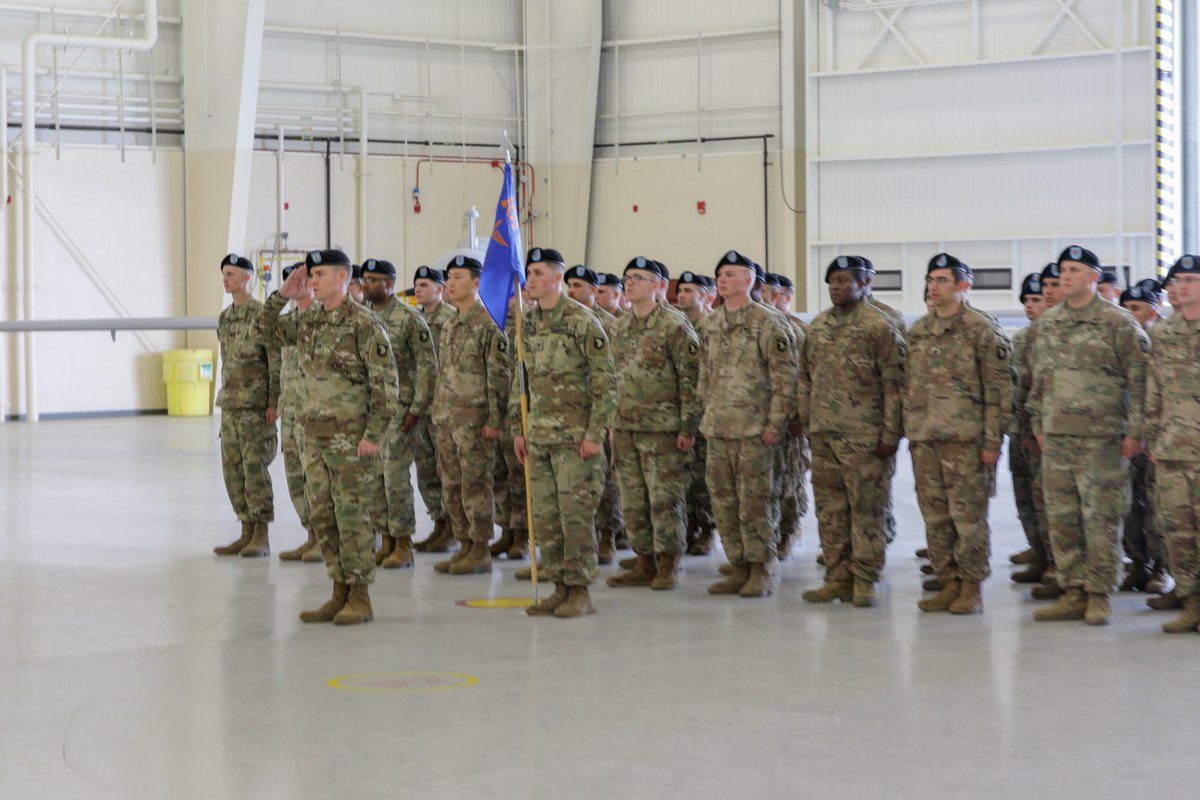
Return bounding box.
[632,204,638,213]
[284,202,290,210]
[697,200,706,214]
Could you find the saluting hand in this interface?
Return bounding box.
[279,264,306,299]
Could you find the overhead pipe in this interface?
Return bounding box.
[21,0,159,421]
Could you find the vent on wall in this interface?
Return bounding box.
[872,270,902,291]
[972,268,1014,290]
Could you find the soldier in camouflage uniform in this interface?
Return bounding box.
[1030,245,1149,626]
[906,254,1013,615]
[515,248,616,617]
[672,272,717,555]
[1006,272,1049,581]
[799,256,905,608]
[429,256,511,576]
[276,262,323,562]
[766,272,811,561]
[213,253,280,558]
[861,258,906,548]
[699,250,794,598]
[268,249,400,625]
[596,272,626,318]
[1117,284,1163,592]
[605,257,700,591]
[412,265,456,552]
[362,259,437,570]
[1146,255,1200,632]
[494,291,531,561]
[564,264,625,564]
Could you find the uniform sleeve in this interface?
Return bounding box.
[760,316,795,438]
[262,292,297,348]
[408,314,437,417]
[900,328,914,427]
[360,319,401,445]
[787,323,806,425]
[1118,319,1151,439]
[696,317,711,409]
[583,317,616,444]
[979,323,1014,451]
[1027,329,1046,437]
[485,323,512,431]
[796,329,812,430]
[877,323,906,448]
[509,312,531,439]
[1145,344,1163,450]
[255,307,281,408]
[672,322,702,437]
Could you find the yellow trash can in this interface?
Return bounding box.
[162,349,214,416]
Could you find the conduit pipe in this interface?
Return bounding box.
[20,0,159,421]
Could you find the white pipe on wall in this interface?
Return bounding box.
[357,88,368,262]
[21,0,159,422]
[1,65,8,423]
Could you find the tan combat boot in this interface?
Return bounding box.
[618,555,639,570]
[525,582,570,616]
[688,527,715,556]
[415,518,455,553]
[738,562,777,598]
[1033,587,1088,621]
[374,534,396,566]
[333,584,374,625]
[299,582,349,623]
[708,563,751,595]
[597,530,616,565]
[920,563,934,576]
[1148,589,1184,610]
[1009,548,1035,565]
[1083,592,1112,626]
[381,537,414,569]
[1031,570,1064,600]
[949,581,983,615]
[718,562,736,576]
[852,577,876,608]
[279,526,318,561]
[213,521,254,556]
[554,585,596,618]
[489,529,514,558]
[434,541,472,573]
[918,579,961,612]
[302,540,325,563]
[607,554,656,587]
[650,553,680,591]
[915,547,929,559]
[515,562,554,582]
[922,577,943,592]
[450,542,493,575]
[1161,594,1200,633]
[1119,561,1150,592]
[239,521,270,558]
[506,530,529,560]
[801,581,853,603]
[1011,559,1047,584]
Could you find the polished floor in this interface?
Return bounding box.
[0,416,1196,799]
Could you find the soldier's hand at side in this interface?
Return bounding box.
[514,436,527,465]
[1035,433,1045,452]
[1121,436,1143,460]
[875,441,898,459]
[279,264,306,299]
[762,430,780,446]
[357,438,381,457]
[677,435,695,452]
[265,406,278,425]
[1148,449,1157,466]
[981,448,1000,466]
[579,438,603,459]
[481,425,500,440]
[400,412,418,433]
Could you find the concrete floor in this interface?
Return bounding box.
[0,416,1196,800]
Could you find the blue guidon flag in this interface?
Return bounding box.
[479,162,525,330]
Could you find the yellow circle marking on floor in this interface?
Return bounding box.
[327,671,479,693]
[456,597,534,609]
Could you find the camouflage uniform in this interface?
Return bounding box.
[370,296,437,544]
[591,303,625,545]
[868,295,906,544]
[905,306,1013,585]
[278,304,311,527]
[799,301,905,584]
[416,300,458,523]
[431,300,511,547]
[698,303,795,566]
[610,303,701,556]
[512,297,616,586]
[1146,314,1200,599]
[684,312,716,539]
[264,292,400,586]
[216,298,279,524]
[779,313,811,550]
[756,301,802,542]
[1017,317,1054,568]
[1008,326,1045,562]
[497,313,528,539]
[1029,295,1148,594]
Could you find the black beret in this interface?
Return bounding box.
[527,247,565,266]
[652,260,670,281]
[220,253,253,272]
[824,255,869,283]
[351,265,363,281]
[447,255,483,274]
[716,249,755,273]
[1040,262,1061,280]
[281,261,305,281]
[927,252,972,278]
[677,271,704,288]
[565,264,599,285]
[1099,271,1120,286]
[623,256,658,277]
[763,273,782,287]
[1167,254,1200,281]
[361,258,397,279]
[1019,272,1043,301]
[1135,277,1163,296]
[306,249,352,269]
[775,274,795,290]
[702,275,717,289]
[1058,245,1101,271]
[859,256,877,274]
[413,265,445,284]
[598,272,624,288]
[1120,284,1159,307]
